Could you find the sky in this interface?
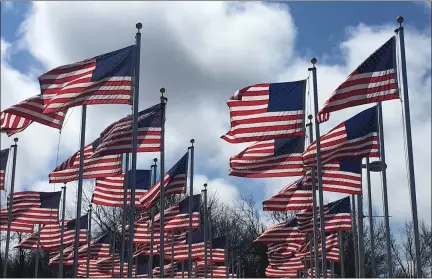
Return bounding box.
[0,1,431,241]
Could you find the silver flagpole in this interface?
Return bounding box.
[85,205,92,278]
[357,179,365,277]
[230,247,234,279]
[127,22,143,278]
[309,58,327,276]
[3,138,18,278]
[203,184,208,278]
[309,236,313,274]
[111,229,116,278]
[188,139,195,277]
[149,158,157,278]
[208,207,213,279]
[182,260,185,278]
[330,262,334,278]
[120,152,129,278]
[34,224,41,278]
[158,88,168,277]
[395,16,422,278]
[339,231,345,278]
[225,237,229,278]
[58,183,67,278]
[72,104,87,278]
[365,158,376,277]
[307,115,320,277]
[171,231,174,277]
[351,195,358,278]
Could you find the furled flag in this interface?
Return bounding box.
[317,37,398,123]
[49,137,122,183]
[265,265,298,278]
[92,170,151,207]
[254,218,306,244]
[302,106,379,167]
[304,159,362,195]
[221,80,307,143]
[140,152,188,208]
[296,196,352,233]
[0,94,67,136]
[229,136,305,178]
[92,103,163,157]
[5,191,61,224]
[38,45,135,114]
[210,236,227,263]
[0,148,9,190]
[153,194,201,232]
[263,177,312,211]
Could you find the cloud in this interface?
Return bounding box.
[193,174,240,207]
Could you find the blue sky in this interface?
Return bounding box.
[1,1,431,236]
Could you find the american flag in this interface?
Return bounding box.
[229,136,305,178]
[153,194,201,232]
[62,214,89,245]
[140,152,188,208]
[254,218,306,244]
[263,177,312,211]
[297,233,340,262]
[265,265,298,278]
[267,242,303,254]
[0,213,34,233]
[92,103,162,157]
[303,106,379,167]
[49,245,75,265]
[0,148,9,190]
[77,259,112,278]
[210,235,227,263]
[304,159,362,195]
[136,262,150,278]
[5,191,61,224]
[49,137,122,183]
[267,249,296,266]
[0,95,67,136]
[317,36,398,123]
[296,196,352,233]
[164,229,206,261]
[38,45,135,114]
[269,254,304,272]
[69,232,112,262]
[221,80,306,143]
[92,170,152,207]
[153,263,177,277]
[196,263,233,278]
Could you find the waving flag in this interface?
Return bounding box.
[164,229,206,261]
[268,254,304,272]
[210,236,227,263]
[304,159,362,194]
[0,95,67,136]
[39,45,135,113]
[0,148,9,190]
[63,214,89,245]
[221,80,306,143]
[93,104,163,157]
[229,136,305,178]
[0,212,34,233]
[254,218,305,243]
[303,106,379,166]
[317,36,398,123]
[140,152,188,208]
[92,170,152,207]
[49,137,122,183]
[263,177,312,211]
[77,259,111,278]
[70,232,112,261]
[265,265,298,278]
[136,262,150,278]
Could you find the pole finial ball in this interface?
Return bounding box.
[153,158,158,163]
[160,88,165,94]
[204,183,207,188]
[136,22,143,30]
[397,16,404,24]
[308,115,313,120]
[13,138,18,143]
[311,58,317,65]
[190,139,195,144]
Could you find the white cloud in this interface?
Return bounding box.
[193,174,240,207]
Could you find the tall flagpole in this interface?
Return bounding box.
[149,158,157,278]
[203,184,208,278]
[307,115,320,277]
[208,207,213,279]
[3,137,18,278]
[34,224,41,278]
[365,158,376,277]
[225,234,229,278]
[72,104,87,278]
[58,183,67,278]
[85,205,92,278]
[395,16,422,277]
[171,231,175,277]
[339,231,345,278]
[120,152,130,278]
[357,189,365,277]
[187,139,195,277]
[158,88,168,277]
[351,195,359,278]
[127,22,143,278]
[308,58,327,276]
[111,229,116,277]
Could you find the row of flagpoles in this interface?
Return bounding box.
[0,16,423,278]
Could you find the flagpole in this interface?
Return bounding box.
[187,139,195,277]
[395,16,422,278]
[158,88,168,278]
[127,22,143,278]
[2,137,18,278]
[181,260,185,278]
[34,224,41,278]
[111,229,116,277]
[225,236,229,278]
[230,247,234,279]
[309,236,313,274]
[357,179,365,277]
[208,207,213,279]
[338,231,345,278]
[307,115,320,277]
[330,262,335,278]
[58,183,67,278]
[308,58,327,276]
[72,104,87,278]
[365,158,376,277]
[120,152,130,278]
[85,205,92,278]
[149,158,157,278]
[203,184,208,278]
[351,195,359,278]
[171,231,175,277]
